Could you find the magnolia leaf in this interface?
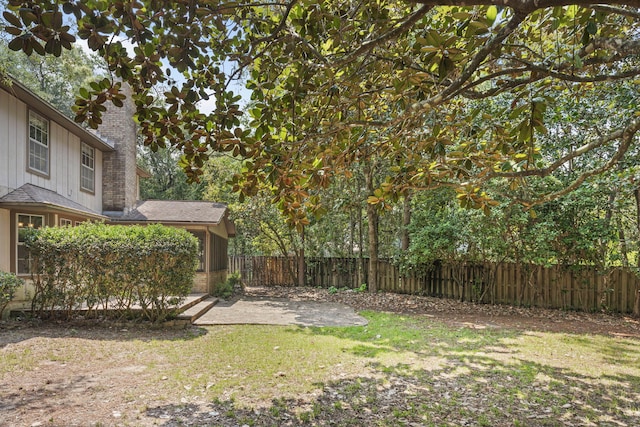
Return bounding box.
[7,37,23,52]
[486,6,498,23]
[3,11,22,28]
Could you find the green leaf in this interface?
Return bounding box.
[486,6,498,23]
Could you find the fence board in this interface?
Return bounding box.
[229,256,640,314]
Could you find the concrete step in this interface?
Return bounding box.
[176,297,219,323]
[178,293,210,311]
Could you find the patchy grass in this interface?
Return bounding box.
[1,312,639,426]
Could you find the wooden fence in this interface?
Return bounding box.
[228,256,640,314]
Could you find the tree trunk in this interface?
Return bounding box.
[298,227,305,287]
[365,166,379,293]
[366,202,379,293]
[635,187,640,267]
[601,189,617,266]
[349,210,355,257]
[617,217,629,268]
[357,174,365,286]
[634,187,640,317]
[401,193,412,251]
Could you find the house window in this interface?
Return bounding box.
[60,218,72,226]
[17,214,44,275]
[80,143,95,192]
[28,111,49,175]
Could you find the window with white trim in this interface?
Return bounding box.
[60,218,73,226]
[80,142,95,192]
[28,111,49,175]
[17,214,44,274]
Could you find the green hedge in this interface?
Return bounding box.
[0,271,22,318]
[26,222,199,322]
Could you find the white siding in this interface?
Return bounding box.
[0,88,26,196]
[0,88,104,213]
[0,208,10,271]
[0,88,8,197]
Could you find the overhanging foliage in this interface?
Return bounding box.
[3,1,640,228]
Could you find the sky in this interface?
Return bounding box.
[0,2,252,114]
[75,35,251,115]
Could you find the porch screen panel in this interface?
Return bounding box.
[189,231,205,272]
[209,234,228,272]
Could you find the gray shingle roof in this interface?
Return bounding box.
[116,200,228,224]
[0,184,105,217]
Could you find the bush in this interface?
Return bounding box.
[0,271,22,318]
[27,222,199,322]
[212,281,233,299]
[212,272,242,300]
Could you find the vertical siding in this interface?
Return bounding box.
[0,89,27,195]
[0,88,104,213]
[0,89,8,195]
[93,149,103,208]
[51,121,66,195]
[0,208,10,271]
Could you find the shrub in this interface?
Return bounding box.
[0,271,22,318]
[27,222,199,322]
[212,272,242,300]
[226,272,242,289]
[212,281,234,299]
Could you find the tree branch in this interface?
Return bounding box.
[580,38,640,59]
[250,0,298,45]
[516,117,640,206]
[519,61,640,83]
[391,10,528,127]
[491,118,640,181]
[407,0,640,13]
[588,4,640,19]
[439,11,529,103]
[335,4,434,68]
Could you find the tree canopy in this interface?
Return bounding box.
[3,0,640,228]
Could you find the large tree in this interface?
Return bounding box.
[0,39,103,118]
[3,0,640,230]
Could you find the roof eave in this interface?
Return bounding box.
[107,218,222,226]
[0,201,107,220]
[1,77,114,152]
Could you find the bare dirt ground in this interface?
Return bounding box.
[1,286,639,427]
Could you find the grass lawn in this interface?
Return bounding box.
[1,311,639,426]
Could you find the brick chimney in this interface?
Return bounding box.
[99,84,138,215]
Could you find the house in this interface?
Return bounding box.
[0,77,234,314]
[113,199,235,291]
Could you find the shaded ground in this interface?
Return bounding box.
[247,286,640,338]
[1,286,638,427]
